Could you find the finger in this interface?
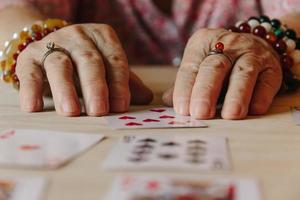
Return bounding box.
[88,24,130,113]
[129,70,153,105]
[162,86,174,107]
[71,45,109,116]
[44,51,81,116]
[221,54,261,119]
[249,67,282,115]
[173,30,212,115]
[16,56,44,112]
[190,54,232,119]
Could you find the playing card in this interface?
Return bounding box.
[105,176,261,200]
[102,135,230,171]
[291,106,300,125]
[0,129,104,169]
[104,107,208,129]
[0,177,46,200]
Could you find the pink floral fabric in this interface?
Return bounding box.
[1,0,300,64]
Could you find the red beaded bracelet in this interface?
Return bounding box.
[0,19,68,90]
[229,15,300,91]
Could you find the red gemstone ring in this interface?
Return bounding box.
[208,42,233,65]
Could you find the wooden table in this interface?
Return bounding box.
[1,66,300,200]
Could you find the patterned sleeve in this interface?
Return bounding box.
[0,0,79,21]
[261,0,300,18]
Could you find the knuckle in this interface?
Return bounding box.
[202,56,229,72]
[106,53,128,67]
[179,62,199,74]
[99,24,115,33]
[46,53,71,66]
[65,24,83,33]
[18,41,40,61]
[234,65,258,78]
[18,71,43,83]
[76,50,101,62]
[63,24,86,39]
[187,29,209,45]
[95,24,118,42]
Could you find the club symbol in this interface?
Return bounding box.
[187,158,204,164]
[132,149,152,155]
[187,139,206,144]
[135,144,154,150]
[158,153,177,160]
[138,138,157,143]
[128,156,147,163]
[187,151,205,157]
[187,146,206,152]
[123,136,136,143]
[161,141,180,147]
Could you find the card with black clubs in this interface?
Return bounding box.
[102,135,231,171]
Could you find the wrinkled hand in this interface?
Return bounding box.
[163,28,282,119]
[16,24,153,116]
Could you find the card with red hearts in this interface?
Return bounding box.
[104,107,207,129]
[105,176,261,200]
[0,129,104,169]
[102,135,230,171]
[0,177,47,200]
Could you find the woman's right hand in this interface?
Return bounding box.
[16,23,153,116]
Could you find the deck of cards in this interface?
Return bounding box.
[0,106,276,200]
[105,176,262,200]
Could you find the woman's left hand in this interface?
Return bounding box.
[163,28,282,119]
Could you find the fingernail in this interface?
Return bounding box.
[191,100,211,118]
[223,101,242,118]
[88,99,108,115]
[176,100,190,115]
[110,99,127,112]
[61,98,78,114]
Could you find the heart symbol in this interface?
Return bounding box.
[143,118,160,122]
[168,121,186,125]
[119,116,136,120]
[159,115,175,119]
[19,145,41,151]
[150,109,166,113]
[125,122,143,126]
[0,130,15,140]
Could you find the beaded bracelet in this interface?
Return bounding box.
[0,19,68,90]
[228,15,300,92]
